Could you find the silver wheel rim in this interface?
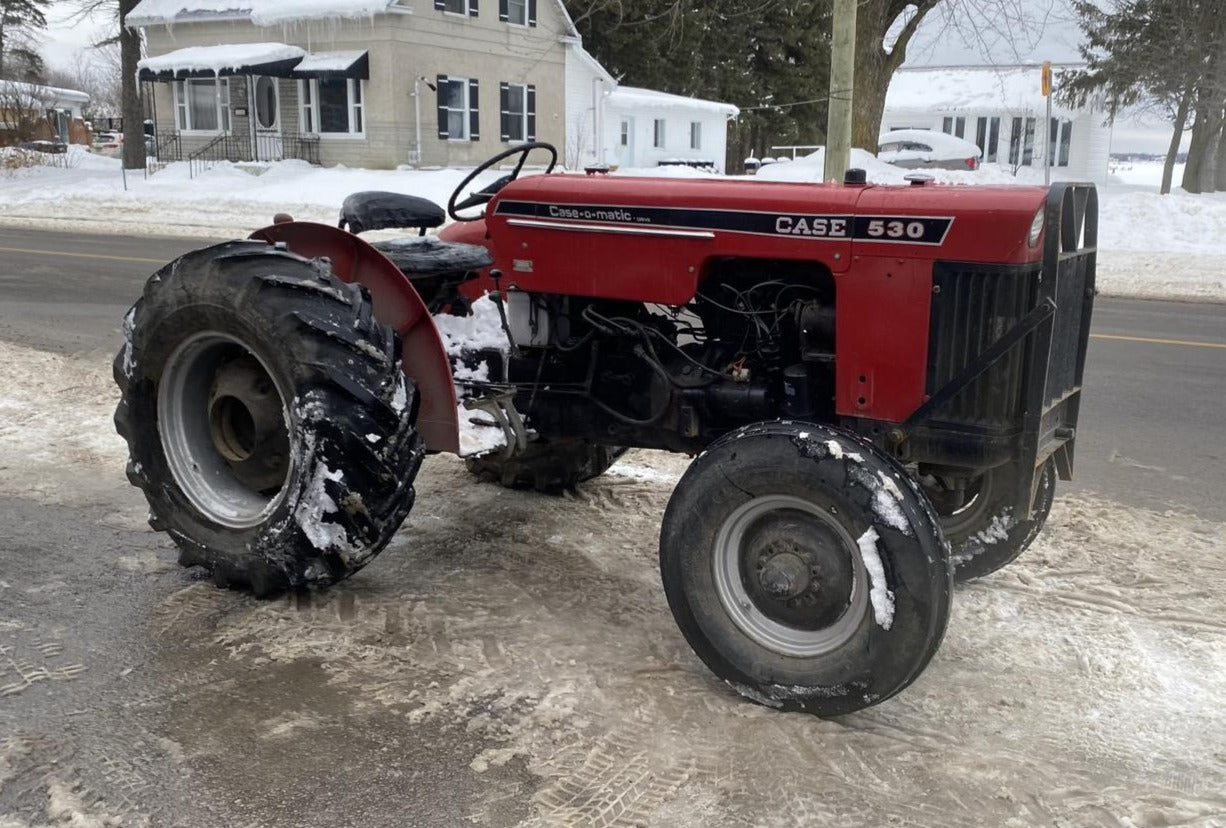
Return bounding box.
[157,332,293,529]
[713,495,868,657]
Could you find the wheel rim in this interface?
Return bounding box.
[713,495,868,657]
[158,332,293,529]
[925,471,994,540]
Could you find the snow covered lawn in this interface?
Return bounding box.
[1,337,1224,825]
[1,149,1224,301]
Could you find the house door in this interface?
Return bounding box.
[616,117,635,168]
[253,76,283,161]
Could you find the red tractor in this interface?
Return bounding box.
[114,143,1097,716]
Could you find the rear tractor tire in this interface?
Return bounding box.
[925,458,1056,583]
[465,440,627,493]
[113,241,425,595]
[660,421,952,717]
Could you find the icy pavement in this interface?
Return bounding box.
[1,340,1224,826]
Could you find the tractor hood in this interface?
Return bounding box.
[492,174,1052,266]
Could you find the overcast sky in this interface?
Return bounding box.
[37,0,1178,153]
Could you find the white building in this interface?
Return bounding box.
[564,43,739,172]
[883,64,1112,184]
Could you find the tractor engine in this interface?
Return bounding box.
[470,261,837,453]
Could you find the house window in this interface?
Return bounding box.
[1009,116,1037,166]
[299,79,364,135]
[974,116,1001,163]
[174,79,230,132]
[438,75,479,141]
[500,82,535,142]
[942,116,952,134]
[653,118,665,148]
[1048,118,1073,167]
[498,0,535,25]
[690,121,701,150]
[620,120,629,146]
[440,0,466,13]
[954,116,966,139]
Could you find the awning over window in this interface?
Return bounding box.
[138,43,307,81]
[291,51,370,80]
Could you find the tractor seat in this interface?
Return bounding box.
[339,191,445,235]
[370,236,494,277]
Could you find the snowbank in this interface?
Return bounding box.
[127,0,395,27]
[1,149,1223,300]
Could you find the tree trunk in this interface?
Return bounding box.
[1181,106,1213,193]
[851,1,891,152]
[119,0,146,170]
[1202,120,1222,193]
[1161,85,1193,195]
[1216,118,1226,191]
[850,1,935,153]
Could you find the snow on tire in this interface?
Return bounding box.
[928,458,1057,583]
[659,421,952,716]
[113,241,424,595]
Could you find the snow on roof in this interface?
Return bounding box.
[885,64,1085,117]
[293,50,366,73]
[0,80,90,105]
[127,0,397,27]
[607,86,739,118]
[138,43,307,75]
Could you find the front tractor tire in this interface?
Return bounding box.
[925,459,1056,583]
[465,441,627,493]
[114,242,425,595]
[660,422,952,717]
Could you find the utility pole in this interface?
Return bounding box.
[1041,62,1053,186]
[824,0,857,182]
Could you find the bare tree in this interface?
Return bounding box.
[0,77,48,142]
[851,0,1068,150]
[70,0,143,168]
[43,45,121,117]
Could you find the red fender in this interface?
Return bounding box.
[250,222,460,455]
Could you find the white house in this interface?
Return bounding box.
[128,0,739,172]
[563,42,739,172]
[882,65,1112,184]
[603,87,739,172]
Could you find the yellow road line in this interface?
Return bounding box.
[1090,333,1226,350]
[0,245,166,265]
[2,243,1224,351]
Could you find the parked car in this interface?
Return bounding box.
[878,129,982,171]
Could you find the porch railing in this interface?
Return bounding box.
[187,131,322,177]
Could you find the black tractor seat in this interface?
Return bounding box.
[339,191,445,236]
[370,236,493,277]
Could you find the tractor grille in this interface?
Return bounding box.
[925,262,1040,430]
[1045,253,1091,405]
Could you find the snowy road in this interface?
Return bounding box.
[0,229,1224,826]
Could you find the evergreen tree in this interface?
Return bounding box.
[567,0,832,169]
[0,0,49,81]
[1064,0,1225,194]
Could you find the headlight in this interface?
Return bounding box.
[1028,206,1046,247]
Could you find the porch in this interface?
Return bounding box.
[139,43,369,172]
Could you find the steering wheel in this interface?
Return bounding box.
[448,142,558,222]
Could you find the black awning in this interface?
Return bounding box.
[138,44,307,82]
[290,51,370,80]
